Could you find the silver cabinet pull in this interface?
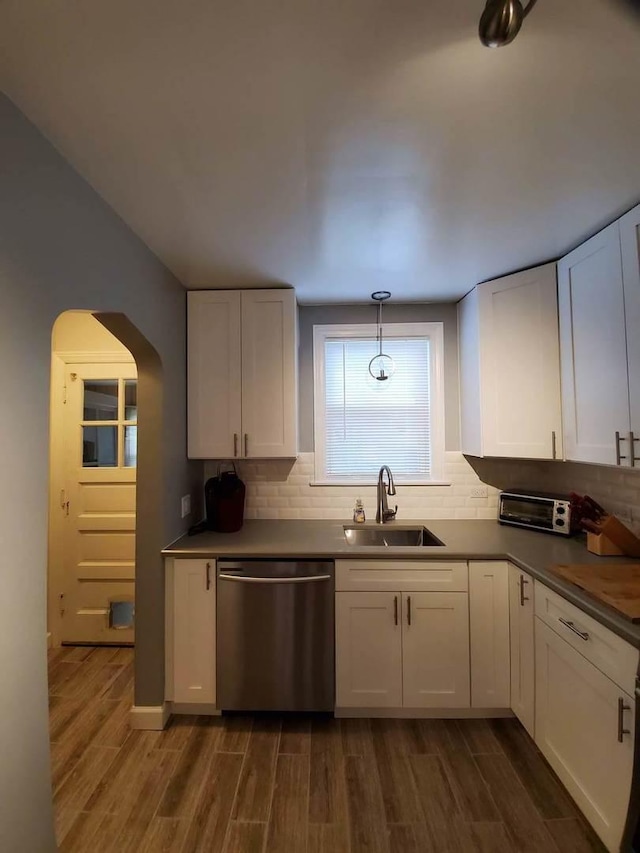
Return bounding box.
[244,434,248,457]
[559,617,589,641]
[407,595,412,626]
[233,433,238,457]
[206,561,211,591]
[551,431,557,460]
[615,431,627,465]
[631,431,639,467]
[618,697,632,742]
[519,575,530,607]
[394,595,398,626]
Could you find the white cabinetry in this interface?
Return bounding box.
[335,561,470,710]
[187,288,297,459]
[459,263,562,459]
[469,562,510,708]
[535,583,638,851]
[508,565,535,736]
[558,202,640,467]
[166,559,216,706]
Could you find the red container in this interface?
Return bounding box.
[205,466,246,533]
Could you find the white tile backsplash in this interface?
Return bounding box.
[205,453,500,521]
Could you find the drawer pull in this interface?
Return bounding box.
[394,595,398,626]
[618,697,632,743]
[206,561,211,591]
[407,595,412,626]
[519,575,530,607]
[559,617,589,641]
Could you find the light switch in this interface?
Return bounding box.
[181,494,191,518]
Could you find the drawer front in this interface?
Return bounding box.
[335,560,468,593]
[535,582,639,695]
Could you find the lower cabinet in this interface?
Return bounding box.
[469,562,510,708]
[535,619,635,852]
[166,558,216,705]
[508,564,535,736]
[335,590,470,709]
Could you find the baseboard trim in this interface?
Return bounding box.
[335,707,515,719]
[129,703,171,730]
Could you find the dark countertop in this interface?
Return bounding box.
[164,519,640,649]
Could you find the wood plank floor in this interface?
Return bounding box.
[49,646,606,853]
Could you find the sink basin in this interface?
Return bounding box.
[343,525,444,547]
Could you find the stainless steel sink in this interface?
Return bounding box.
[343,525,444,547]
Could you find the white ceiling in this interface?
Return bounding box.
[2,0,640,302]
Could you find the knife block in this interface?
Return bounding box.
[586,515,640,558]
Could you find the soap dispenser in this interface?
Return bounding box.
[353,498,366,523]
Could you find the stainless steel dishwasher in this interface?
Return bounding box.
[216,559,335,711]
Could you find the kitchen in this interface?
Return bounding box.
[2,1,640,852]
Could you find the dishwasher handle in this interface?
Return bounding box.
[218,574,332,584]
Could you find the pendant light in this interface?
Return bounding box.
[368,291,395,381]
[479,0,538,48]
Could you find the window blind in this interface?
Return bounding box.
[322,336,431,479]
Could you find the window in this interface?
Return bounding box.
[313,323,445,484]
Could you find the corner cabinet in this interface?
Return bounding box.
[508,564,535,737]
[558,202,640,467]
[469,562,510,709]
[187,288,297,459]
[165,558,216,706]
[459,263,563,460]
[335,561,471,710]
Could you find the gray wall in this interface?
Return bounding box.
[0,94,197,852]
[298,303,461,453]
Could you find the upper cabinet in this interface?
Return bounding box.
[558,204,640,466]
[459,263,563,459]
[188,289,297,459]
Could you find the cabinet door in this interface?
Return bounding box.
[620,203,640,447]
[172,559,216,704]
[535,620,634,851]
[187,291,242,459]
[478,264,563,459]
[241,289,297,458]
[558,224,631,465]
[469,562,510,708]
[402,593,470,708]
[335,592,402,708]
[509,565,535,737]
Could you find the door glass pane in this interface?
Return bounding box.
[84,380,118,421]
[82,426,117,467]
[124,426,137,468]
[124,380,137,422]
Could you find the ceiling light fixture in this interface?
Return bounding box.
[479,0,538,48]
[368,291,395,382]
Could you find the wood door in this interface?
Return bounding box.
[62,363,137,644]
[509,565,535,737]
[535,619,635,851]
[240,289,297,458]
[187,290,242,459]
[620,203,640,447]
[478,264,563,459]
[558,223,631,465]
[469,562,510,709]
[171,559,216,704]
[402,592,470,709]
[335,591,402,708]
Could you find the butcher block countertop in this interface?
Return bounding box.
[164,519,640,649]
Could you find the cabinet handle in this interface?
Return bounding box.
[407,595,411,626]
[558,617,589,641]
[244,434,248,457]
[615,431,627,465]
[618,697,632,743]
[631,431,640,467]
[519,575,530,607]
[234,433,238,457]
[206,561,211,591]
[551,431,557,460]
[394,595,398,626]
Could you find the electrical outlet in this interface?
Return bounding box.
[470,486,488,499]
[181,494,191,518]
